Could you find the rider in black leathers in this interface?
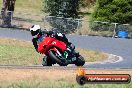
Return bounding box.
[30,25,75,65]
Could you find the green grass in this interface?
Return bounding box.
[0,38,43,65]
[0,45,42,65]
[1,79,132,88]
[15,0,42,9]
[0,38,107,65]
[0,0,43,13]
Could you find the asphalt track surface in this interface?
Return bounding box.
[0,28,132,69]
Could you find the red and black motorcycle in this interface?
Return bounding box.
[37,35,85,66]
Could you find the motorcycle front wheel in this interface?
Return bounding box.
[49,50,68,66]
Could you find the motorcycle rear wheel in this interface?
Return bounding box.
[75,55,85,66]
[49,50,68,66]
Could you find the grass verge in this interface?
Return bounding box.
[0,69,132,88]
[2,81,132,88]
[0,38,43,65]
[0,38,107,65]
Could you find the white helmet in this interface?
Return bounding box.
[30,25,41,37]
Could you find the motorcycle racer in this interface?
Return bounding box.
[30,24,75,65]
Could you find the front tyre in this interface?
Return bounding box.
[49,50,67,66]
[75,55,85,66]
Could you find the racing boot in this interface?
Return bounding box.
[42,56,52,66]
[42,56,47,66]
[42,56,48,66]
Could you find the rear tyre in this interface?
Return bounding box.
[42,56,52,66]
[75,55,85,66]
[49,51,67,66]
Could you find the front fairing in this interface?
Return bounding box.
[38,36,67,54]
[38,36,55,53]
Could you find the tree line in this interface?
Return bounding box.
[1,0,131,28]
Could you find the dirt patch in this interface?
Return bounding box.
[0,38,32,48]
[0,68,76,83]
[0,68,132,83]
